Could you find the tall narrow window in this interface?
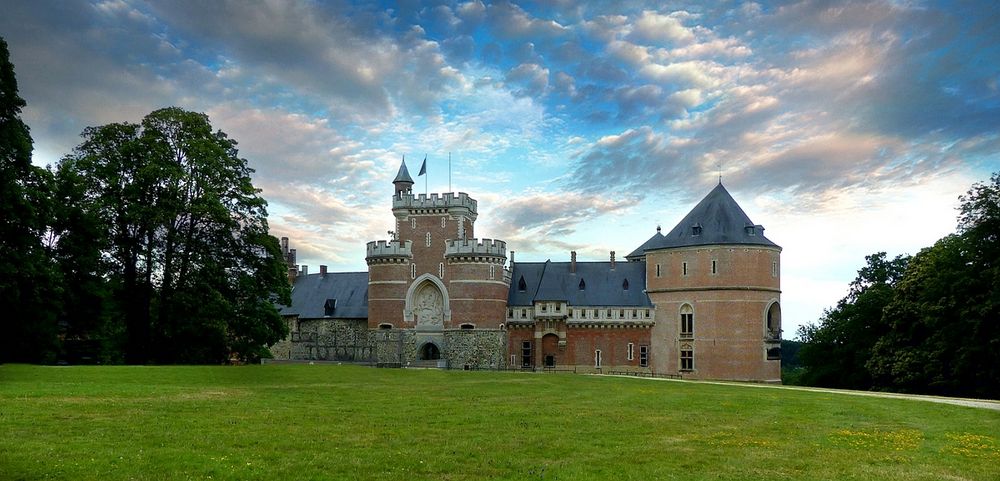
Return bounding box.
[594,349,602,368]
[438,262,444,278]
[521,341,532,368]
[711,260,717,274]
[656,264,661,277]
[627,343,634,361]
[622,278,629,290]
[441,217,446,228]
[682,262,688,276]
[425,232,431,247]
[521,308,526,318]
[639,345,649,367]
[489,265,496,279]
[410,263,416,279]
[772,261,778,277]
[680,345,693,371]
[411,218,416,229]
[680,304,694,337]
[510,354,516,367]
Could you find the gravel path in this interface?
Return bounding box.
[608,375,1000,411]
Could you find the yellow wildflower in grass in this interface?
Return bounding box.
[830,428,923,451]
[944,433,1000,459]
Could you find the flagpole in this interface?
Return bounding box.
[424,154,428,196]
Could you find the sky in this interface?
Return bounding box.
[3,0,999,337]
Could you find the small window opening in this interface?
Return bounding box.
[460,323,474,330]
[656,264,661,277]
[378,323,393,330]
[692,224,702,236]
[711,260,717,274]
[682,262,688,276]
[622,278,629,290]
[639,345,649,367]
[594,349,603,368]
[521,341,533,368]
[518,276,526,291]
[579,278,586,290]
[627,343,634,361]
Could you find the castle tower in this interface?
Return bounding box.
[635,183,781,381]
[366,159,509,367]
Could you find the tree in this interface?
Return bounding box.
[796,252,909,389]
[59,107,290,363]
[0,37,59,362]
[868,174,1000,398]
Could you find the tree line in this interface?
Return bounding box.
[791,172,1000,399]
[0,37,290,364]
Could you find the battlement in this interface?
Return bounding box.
[393,192,477,213]
[445,238,507,258]
[366,240,413,260]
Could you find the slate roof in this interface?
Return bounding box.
[638,183,779,252]
[393,160,414,184]
[626,228,665,259]
[278,272,369,319]
[508,260,652,307]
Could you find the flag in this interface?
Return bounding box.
[418,155,427,176]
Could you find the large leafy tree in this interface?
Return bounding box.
[0,37,59,362]
[60,107,290,363]
[796,252,910,389]
[868,174,1000,398]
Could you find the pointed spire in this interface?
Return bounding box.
[393,157,414,194]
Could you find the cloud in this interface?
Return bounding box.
[505,63,550,97]
[626,10,696,45]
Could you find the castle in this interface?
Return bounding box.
[271,160,782,381]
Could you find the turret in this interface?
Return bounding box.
[393,159,414,195]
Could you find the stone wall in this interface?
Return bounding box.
[444,329,507,369]
[283,317,374,362]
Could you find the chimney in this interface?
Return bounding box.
[289,248,297,265]
[320,265,328,277]
[281,236,289,252]
[610,251,616,269]
[287,267,297,285]
[510,251,515,265]
[570,251,577,274]
[301,265,309,276]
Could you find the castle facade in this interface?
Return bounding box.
[272,160,782,381]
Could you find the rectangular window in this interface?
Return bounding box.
[595,349,602,368]
[772,261,778,277]
[521,309,526,318]
[411,263,416,279]
[680,349,693,371]
[632,309,638,317]
[682,262,688,276]
[606,308,612,317]
[639,346,649,367]
[627,343,634,361]
[510,354,516,366]
[555,304,561,312]
[681,313,693,337]
[711,260,717,274]
[619,309,625,318]
[656,263,661,277]
[645,309,650,318]
[581,310,586,318]
[439,262,444,278]
[521,341,532,368]
[489,265,495,279]
[541,304,547,312]
[507,309,513,318]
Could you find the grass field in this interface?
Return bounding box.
[1,364,998,481]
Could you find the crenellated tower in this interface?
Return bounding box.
[366,159,510,366]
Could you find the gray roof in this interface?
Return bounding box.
[626,228,665,259]
[279,272,368,319]
[644,183,779,251]
[393,160,414,184]
[508,260,652,307]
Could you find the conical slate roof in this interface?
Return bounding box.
[644,183,779,251]
[393,159,414,184]
[626,228,665,259]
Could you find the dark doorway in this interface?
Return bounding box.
[544,355,555,368]
[420,343,440,360]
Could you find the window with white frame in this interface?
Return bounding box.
[411,218,416,229]
[680,304,694,337]
[594,349,602,368]
[680,345,693,371]
[438,262,444,278]
[627,343,634,361]
[410,263,416,279]
[425,232,431,247]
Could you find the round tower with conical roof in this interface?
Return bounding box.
[635,183,781,382]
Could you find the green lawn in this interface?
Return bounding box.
[0,364,998,480]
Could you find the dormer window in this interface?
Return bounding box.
[579,278,586,290]
[518,276,527,292]
[692,224,703,236]
[745,225,756,236]
[622,278,629,290]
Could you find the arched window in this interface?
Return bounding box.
[518,276,526,291]
[680,304,694,338]
[766,302,781,340]
[680,344,693,371]
[579,278,586,290]
[425,232,432,247]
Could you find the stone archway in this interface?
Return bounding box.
[404,274,451,327]
[419,342,441,360]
